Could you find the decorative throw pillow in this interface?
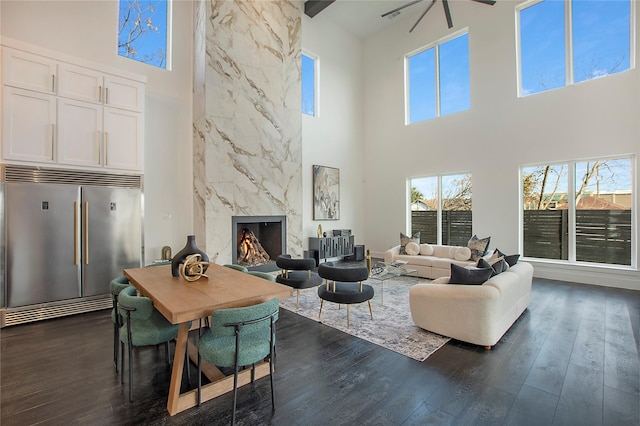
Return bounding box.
[449,263,493,285]
[454,246,472,261]
[400,232,420,254]
[467,235,491,261]
[405,241,420,256]
[420,243,434,256]
[477,257,509,277]
[494,248,520,266]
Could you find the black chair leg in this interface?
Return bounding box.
[232,365,240,426]
[197,353,202,406]
[113,324,119,370]
[270,354,275,411]
[128,344,134,402]
[120,342,125,384]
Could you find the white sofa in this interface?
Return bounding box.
[384,244,477,279]
[408,261,534,349]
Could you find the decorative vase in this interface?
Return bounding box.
[171,235,209,277]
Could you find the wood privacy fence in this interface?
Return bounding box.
[413,209,631,266]
[411,211,472,247]
[523,210,631,265]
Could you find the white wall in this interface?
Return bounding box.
[301,14,365,250]
[0,0,195,263]
[362,1,640,289]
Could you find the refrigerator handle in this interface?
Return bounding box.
[84,202,89,265]
[74,201,79,265]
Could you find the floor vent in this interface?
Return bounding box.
[1,296,111,327]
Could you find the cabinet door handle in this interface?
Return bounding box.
[98,85,102,103]
[105,87,109,104]
[51,124,55,160]
[51,74,55,92]
[104,132,109,166]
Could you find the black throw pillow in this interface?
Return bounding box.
[449,263,493,285]
[494,248,520,267]
[477,257,509,277]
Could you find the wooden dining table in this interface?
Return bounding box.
[123,263,293,416]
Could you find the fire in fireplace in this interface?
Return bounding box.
[232,215,286,272]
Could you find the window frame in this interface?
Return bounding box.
[117,0,172,70]
[519,155,636,268]
[404,29,470,125]
[516,0,635,97]
[409,172,473,246]
[301,51,319,117]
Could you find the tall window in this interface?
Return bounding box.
[410,173,472,246]
[118,0,170,69]
[406,32,470,124]
[302,53,317,116]
[521,157,634,266]
[518,0,631,96]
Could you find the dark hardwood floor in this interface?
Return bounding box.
[1,277,638,425]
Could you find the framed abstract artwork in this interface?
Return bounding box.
[313,165,340,220]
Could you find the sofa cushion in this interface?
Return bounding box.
[467,235,491,260]
[449,263,493,285]
[405,241,420,255]
[400,232,420,254]
[454,246,472,261]
[477,257,509,277]
[494,248,520,266]
[420,244,434,256]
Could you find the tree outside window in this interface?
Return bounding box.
[118,0,169,69]
[411,173,472,246]
[521,157,633,266]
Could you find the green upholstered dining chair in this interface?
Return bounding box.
[224,264,249,272]
[246,271,276,281]
[197,298,279,425]
[118,286,181,402]
[110,276,131,371]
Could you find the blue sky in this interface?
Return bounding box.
[302,54,315,116]
[520,0,630,95]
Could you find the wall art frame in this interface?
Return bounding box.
[313,165,340,220]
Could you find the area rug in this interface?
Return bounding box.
[279,276,450,362]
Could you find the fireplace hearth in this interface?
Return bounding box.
[232,215,286,272]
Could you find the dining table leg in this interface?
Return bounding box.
[167,322,189,415]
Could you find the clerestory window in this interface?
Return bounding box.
[517,0,632,97]
[406,31,470,124]
[118,0,171,69]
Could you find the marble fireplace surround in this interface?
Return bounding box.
[232,215,287,272]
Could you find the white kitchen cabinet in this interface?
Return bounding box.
[2,47,57,94]
[103,75,144,112]
[103,108,143,171]
[1,41,145,172]
[57,63,103,104]
[57,98,103,167]
[2,87,56,163]
[58,64,144,112]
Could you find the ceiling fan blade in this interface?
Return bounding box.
[409,0,437,32]
[442,0,453,29]
[470,0,497,5]
[382,0,424,18]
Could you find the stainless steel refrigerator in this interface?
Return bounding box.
[1,167,142,308]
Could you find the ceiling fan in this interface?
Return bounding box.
[382,0,496,33]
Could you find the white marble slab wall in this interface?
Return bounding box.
[193,0,303,264]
